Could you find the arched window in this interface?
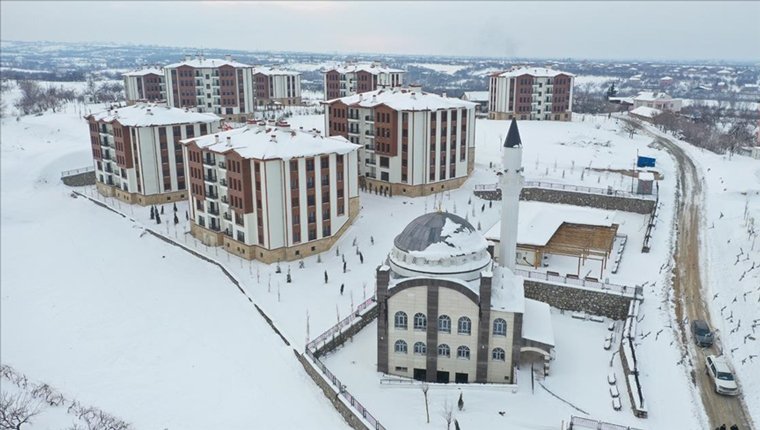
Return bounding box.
[438,315,451,333]
[414,313,427,330]
[457,345,471,360]
[492,347,506,361]
[394,311,407,329]
[438,344,451,357]
[394,340,407,354]
[414,342,427,355]
[493,318,507,336]
[458,316,472,335]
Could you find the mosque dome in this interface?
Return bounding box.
[389,212,491,281]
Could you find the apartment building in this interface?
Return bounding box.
[252,66,302,106]
[488,67,574,121]
[324,87,476,197]
[183,120,360,262]
[323,62,405,100]
[86,103,221,205]
[123,67,165,103]
[164,55,255,121]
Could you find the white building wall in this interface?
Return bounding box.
[387,286,429,377]
[486,311,516,383]
[265,160,285,249]
[136,128,161,195]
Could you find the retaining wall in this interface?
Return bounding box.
[62,171,95,187]
[314,306,379,358]
[475,187,656,214]
[523,280,632,320]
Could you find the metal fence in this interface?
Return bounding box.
[474,180,657,201]
[304,297,385,430]
[307,296,376,353]
[60,166,95,178]
[568,415,644,430]
[514,268,643,300]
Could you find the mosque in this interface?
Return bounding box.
[375,119,555,384]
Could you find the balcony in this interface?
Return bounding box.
[221,195,229,204]
[223,212,232,221]
[219,178,227,187]
[203,157,216,166]
[364,115,374,122]
[365,144,375,151]
[208,206,220,216]
[206,190,219,199]
[204,173,217,183]
[365,158,376,166]
[224,228,232,237]
[209,223,221,232]
[218,161,227,169]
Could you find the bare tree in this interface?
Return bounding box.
[421,383,430,424]
[0,390,42,430]
[441,399,454,430]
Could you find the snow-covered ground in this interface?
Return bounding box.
[0,105,349,429]
[1,100,715,429]
[636,121,760,422]
[410,63,467,75]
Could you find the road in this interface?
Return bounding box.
[624,118,754,430]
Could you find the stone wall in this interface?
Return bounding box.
[523,280,631,320]
[475,187,655,215]
[313,305,378,358]
[62,171,95,187]
[294,351,371,430]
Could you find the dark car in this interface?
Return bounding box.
[692,319,714,347]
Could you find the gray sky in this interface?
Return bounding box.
[2,1,759,62]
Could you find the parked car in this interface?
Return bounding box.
[705,355,739,396]
[692,319,714,347]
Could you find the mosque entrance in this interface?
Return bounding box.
[436,371,450,383]
[413,368,427,381]
[455,372,469,383]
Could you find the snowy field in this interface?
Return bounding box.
[410,63,468,75]
[636,121,760,422]
[0,99,718,429]
[0,105,348,429]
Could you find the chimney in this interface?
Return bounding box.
[226,136,232,147]
[214,134,220,144]
[372,94,377,102]
[145,108,152,116]
[442,92,447,98]
[270,134,277,142]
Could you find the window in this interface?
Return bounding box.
[394,311,407,329]
[394,340,407,354]
[493,318,507,336]
[457,346,471,360]
[458,317,471,335]
[438,315,451,333]
[414,313,427,330]
[413,342,426,355]
[492,348,506,361]
[438,344,451,357]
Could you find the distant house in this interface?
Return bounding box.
[488,66,574,121]
[738,146,760,160]
[659,76,674,87]
[632,91,682,112]
[461,91,489,113]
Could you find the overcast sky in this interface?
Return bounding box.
[2,1,759,62]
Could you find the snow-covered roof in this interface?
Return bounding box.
[660,76,673,80]
[522,298,555,347]
[324,63,405,75]
[184,121,359,160]
[493,67,574,78]
[462,91,489,102]
[123,67,163,77]
[608,96,634,105]
[629,106,662,119]
[633,91,673,102]
[87,103,219,127]
[394,212,488,259]
[252,66,300,76]
[327,88,476,111]
[485,204,615,247]
[165,57,251,69]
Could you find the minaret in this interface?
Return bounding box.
[498,119,524,269]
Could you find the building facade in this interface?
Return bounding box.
[164,55,255,120]
[376,120,555,385]
[324,87,476,197]
[183,121,360,263]
[323,62,405,100]
[488,67,574,121]
[252,67,302,106]
[85,103,221,205]
[123,68,165,103]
